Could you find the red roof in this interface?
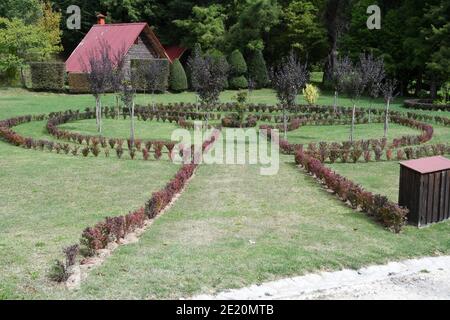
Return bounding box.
[400,156,450,174]
[65,23,168,73]
[163,46,186,63]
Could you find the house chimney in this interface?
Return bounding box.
[96,13,106,25]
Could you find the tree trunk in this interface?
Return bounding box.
[368,98,372,123]
[430,80,438,99]
[283,108,288,139]
[95,96,100,133]
[333,90,338,113]
[350,104,356,142]
[384,98,390,138]
[115,95,120,119]
[99,99,102,133]
[130,100,135,149]
[151,91,155,111]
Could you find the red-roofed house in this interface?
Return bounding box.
[65,20,178,73]
[65,15,186,92]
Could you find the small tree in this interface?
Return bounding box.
[271,52,309,138]
[188,51,229,127]
[110,45,127,119]
[142,60,165,110]
[169,58,188,92]
[119,68,138,149]
[234,90,248,127]
[360,53,385,121]
[329,55,352,113]
[228,49,248,89]
[248,50,269,88]
[82,39,113,133]
[380,79,398,138]
[339,56,367,142]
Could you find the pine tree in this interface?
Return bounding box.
[169,59,188,92]
[248,50,269,88]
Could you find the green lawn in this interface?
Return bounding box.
[0,88,449,299]
[287,123,419,144]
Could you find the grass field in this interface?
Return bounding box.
[1,88,449,299]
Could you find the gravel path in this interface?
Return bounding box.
[192,256,450,300]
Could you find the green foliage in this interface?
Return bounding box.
[247,50,269,88]
[283,0,327,60]
[169,59,188,92]
[0,3,62,84]
[29,62,65,91]
[173,5,226,52]
[229,50,248,76]
[226,0,281,52]
[0,0,42,24]
[230,76,249,90]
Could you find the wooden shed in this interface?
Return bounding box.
[399,156,450,227]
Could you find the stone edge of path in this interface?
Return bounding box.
[190,255,450,300]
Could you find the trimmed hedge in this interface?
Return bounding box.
[294,150,408,233]
[131,59,170,92]
[68,73,90,93]
[169,59,188,92]
[29,62,65,91]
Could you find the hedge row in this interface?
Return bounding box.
[0,112,179,161]
[262,116,434,157]
[295,150,408,232]
[133,102,450,127]
[404,99,450,111]
[51,130,220,281]
[29,62,65,91]
[46,111,176,153]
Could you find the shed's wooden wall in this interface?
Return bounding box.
[399,166,450,226]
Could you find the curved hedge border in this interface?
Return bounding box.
[404,99,450,111]
[294,150,408,233]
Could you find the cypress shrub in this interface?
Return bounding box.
[228,49,248,89]
[229,76,248,90]
[169,59,188,92]
[29,62,65,91]
[248,50,269,88]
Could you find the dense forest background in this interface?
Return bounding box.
[1,0,449,96]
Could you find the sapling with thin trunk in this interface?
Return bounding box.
[360,53,385,123]
[380,79,398,138]
[338,56,367,142]
[271,52,309,139]
[330,56,352,113]
[82,39,114,133]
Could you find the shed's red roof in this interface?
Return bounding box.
[400,156,450,174]
[65,23,168,73]
[163,46,186,63]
